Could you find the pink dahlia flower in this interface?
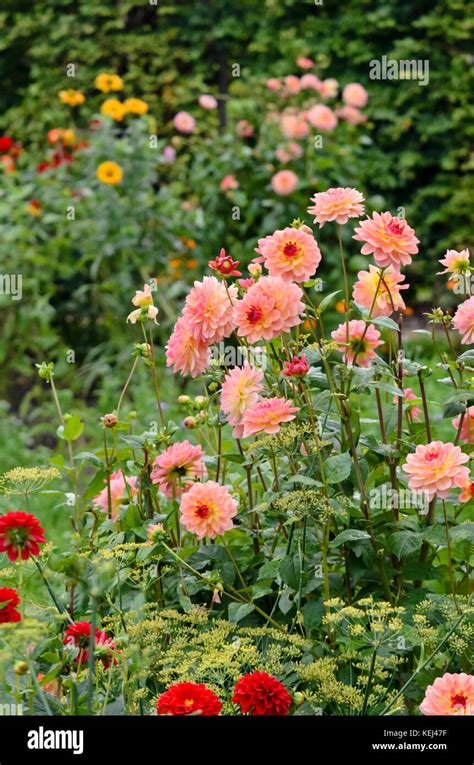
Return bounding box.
[280,113,309,139]
[297,56,314,69]
[353,211,419,271]
[266,78,281,92]
[94,471,138,520]
[308,187,365,228]
[331,319,382,366]
[317,78,338,98]
[336,105,367,125]
[198,94,218,110]
[299,73,321,90]
[220,174,239,191]
[221,363,264,438]
[180,481,237,539]
[452,405,474,443]
[173,111,195,134]
[394,388,421,422]
[166,316,210,378]
[235,275,305,343]
[236,119,254,138]
[182,276,237,345]
[455,475,474,502]
[257,226,321,283]
[342,83,368,108]
[352,265,408,317]
[420,673,474,716]
[241,397,299,437]
[151,440,207,499]
[283,354,310,378]
[283,75,301,94]
[453,296,474,344]
[438,248,470,276]
[402,441,469,501]
[306,104,337,131]
[271,169,298,196]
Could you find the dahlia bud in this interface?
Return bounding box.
[147,522,166,544]
[103,413,118,428]
[248,262,262,279]
[14,660,29,675]
[293,691,305,707]
[183,416,196,429]
[194,395,207,409]
[134,342,152,358]
[178,395,191,405]
[36,361,55,381]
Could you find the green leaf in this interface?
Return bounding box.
[371,316,399,331]
[317,290,341,314]
[325,452,352,483]
[443,402,465,418]
[330,529,370,548]
[62,415,84,441]
[451,523,474,544]
[279,555,300,590]
[228,602,254,623]
[388,531,423,557]
[302,599,324,630]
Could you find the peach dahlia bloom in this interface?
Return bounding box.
[452,405,474,443]
[337,105,367,125]
[342,83,368,108]
[166,316,210,378]
[257,227,321,283]
[220,363,264,438]
[402,441,469,501]
[420,673,474,716]
[235,276,305,343]
[352,265,408,317]
[308,187,365,228]
[241,397,299,437]
[354,211,419,271]
[438,248,470,276]
[180,481,237,539]
[331,319,382,367]
[280,113,309,139]
[453,296,474,345]
[455,475,474,502]
[151,440,207,499]
[271,170,298,196]
[306,104,337,131]
[94,471,138,520]
[182,276,237,345]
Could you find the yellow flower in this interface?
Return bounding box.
[97,161,123,185]
[123,98,149,115]
[95,73,124,93]
[58,89,85,107]
[100,98,126,121]
[62,129,76,146]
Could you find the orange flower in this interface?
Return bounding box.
[100,98,126,121]
[58,90,85,107]
[95,73,123,93]
[96,161,123,185]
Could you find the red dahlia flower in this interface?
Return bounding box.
[0,511,45,561]
[0,136,14,153]
[156,681,222,716]
[209,248,241,277]
[232,671,292,716]
[283,354,310,378]
[63,621,118,669]
[0,587,21,623]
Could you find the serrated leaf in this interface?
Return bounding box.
[330,529,370,548]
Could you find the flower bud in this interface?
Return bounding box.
[178,395,191,405]
[194,395,207,409]
[14,660,29,675]
[183,416,197,429]
[103,413,118,428]
[248,263,262,279]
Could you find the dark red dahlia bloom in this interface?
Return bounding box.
[0,511,46,562]
[156,681,222,716]
[232,671,292,716]
[0,587,21,623]
[63,621,118,669]
[0,136,13,153]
